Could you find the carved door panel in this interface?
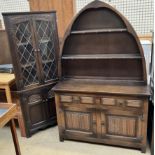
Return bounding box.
[42,88,57,121]
[21,88,46,131]
[62,105,97,138]
[100,109,143,142]
[33,14,59,83]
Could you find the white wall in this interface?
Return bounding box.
[0,0,30,28]
[75,0,154,35]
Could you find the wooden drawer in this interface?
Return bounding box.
[60,94,143,109]
[60,95,72,103]
[101,98,115,106]
[126,99,142,108]
[60,94,94,104]
[80,96,94,104]
[101,97,143,109]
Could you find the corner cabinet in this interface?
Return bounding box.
[53,1,150,153]
[3,12,59,137]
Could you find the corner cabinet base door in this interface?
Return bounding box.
[20,84,57,137]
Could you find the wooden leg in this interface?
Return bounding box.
[141,146,146,153]
[59,135,64,142]
[5,86,12,103]
[10,119,21,155]
[17,113,26,137]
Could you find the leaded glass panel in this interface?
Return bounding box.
[15,21,39,87]
[35,20,57,82]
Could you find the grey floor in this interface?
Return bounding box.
[0,126,151,155]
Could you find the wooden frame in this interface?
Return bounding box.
[53,1,150,153]
[0,103,21,155]
[3,12,59,137]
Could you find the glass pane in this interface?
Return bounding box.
[15,21,39,87]
[36,20,57,82]
[21,63,38,87]
[42,60,57,81]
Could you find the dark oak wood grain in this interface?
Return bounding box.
[53,1,150,153]
[3,12,59,137]
[0,103,21,155]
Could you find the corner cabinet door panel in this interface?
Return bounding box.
[11,17,40,89]
[61,105,97,138]
[21,89,46,129]
[42,87,57,120]
[33,14,58,83]
[100,109,143,142]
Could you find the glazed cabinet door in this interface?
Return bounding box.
[4,16,40,89]
[33,14,59,83]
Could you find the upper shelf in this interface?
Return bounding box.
[17,42,31,46]
[62,54,142,60]
[39,39,50,43]
[71,28,127,34]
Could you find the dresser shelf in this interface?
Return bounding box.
[62,54,142,60]
[17,42,31,46]
[71,28,127,34]
[53,1,149,153]
[39,39,50,43]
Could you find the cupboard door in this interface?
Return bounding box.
[100,109,143,142]
[33,14,58,83]
[21,89,46,130]
[61,105,97,139]
[11,17,40,89]
[43,88,57,121]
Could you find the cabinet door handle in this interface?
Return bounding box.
[34,49,37,52]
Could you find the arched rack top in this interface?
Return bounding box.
[71,7,126,31]
[60,0,147,85]
[63,0,138,39]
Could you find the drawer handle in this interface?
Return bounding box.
[117,100,125,106]
[73,96,80,103]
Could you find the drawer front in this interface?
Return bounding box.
[59,94,143,109]
[102,98,115,106]
[80,96,94,104]
[126,100,142,108]
[101,97,143,109]
[60,94,94,104]
[60,95,72,103]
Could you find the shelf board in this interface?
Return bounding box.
[42,60,54,64]
[17,42,31,46]
[21,60,54,68]
[39,39,50,43]
[71,28,127,34]
[62,54,142,60]
[21,62,35,68]
[62,77,145,85]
